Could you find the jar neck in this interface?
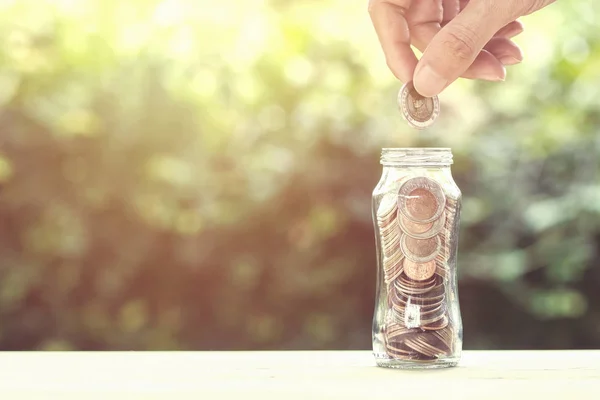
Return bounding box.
[380,148,453,168]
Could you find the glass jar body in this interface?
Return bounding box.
[371,149,463,369]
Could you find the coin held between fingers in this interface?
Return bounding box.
[413,64,448,99]
[398,81,440,129]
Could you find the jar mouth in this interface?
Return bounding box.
[380,148,453,167]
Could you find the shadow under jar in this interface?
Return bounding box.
[371,148,463,369]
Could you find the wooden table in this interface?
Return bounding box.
[0,351,598,399]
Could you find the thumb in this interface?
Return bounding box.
[413,0,512,97]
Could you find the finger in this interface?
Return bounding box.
[369,0,418,82]
[494,20,524,39]
[409,14,506,85]
[409,0,514,81]
[458,50,506,80]
[406,0,442,48]
[442,0,460,26]
[414,0,512,97]
[484,37,523,65]
[520,0,557,16]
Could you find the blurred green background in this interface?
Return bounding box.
[0,0,599,351]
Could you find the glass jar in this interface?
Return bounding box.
[371,148,463,369]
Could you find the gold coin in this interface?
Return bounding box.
[403,258,437,281]
[398,81,440,129]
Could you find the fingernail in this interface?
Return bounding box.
[504,26,524,39]
[499,56,522,66]
[481,66,506,82]
[487,74,505,82]
[413,63,448,97]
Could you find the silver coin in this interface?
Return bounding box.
[398,81,440,129]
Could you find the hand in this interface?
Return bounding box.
[369,0,556,97]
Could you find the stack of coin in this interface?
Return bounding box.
[377,192,402,285]
[441,196,459,261]
[376,177,409,285]
[384,323,454,361]
[379,176,460,361]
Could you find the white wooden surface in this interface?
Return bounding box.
[0,351,598,399]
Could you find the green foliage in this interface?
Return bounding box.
[0,0,599,350]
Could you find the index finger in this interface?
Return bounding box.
[369,0,418,83]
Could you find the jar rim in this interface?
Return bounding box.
[380,148,453,166]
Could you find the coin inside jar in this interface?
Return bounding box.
[398,177,446,224]
[407,189,438,220]
[435,260,449,278]
[395,281,436,296]
[400,216,433,235]
[401,234,441,263]
[422,315,449,331]
[403,258,437,281]
[377,192,398,221]
[398,81,440,130]
[383,251,404,284]
[400,215,432,233]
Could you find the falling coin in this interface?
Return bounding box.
[398,81,440,130]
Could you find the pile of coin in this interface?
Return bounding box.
[384,323,454,361]
[376,175,458,361]
[398,81,440,130]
